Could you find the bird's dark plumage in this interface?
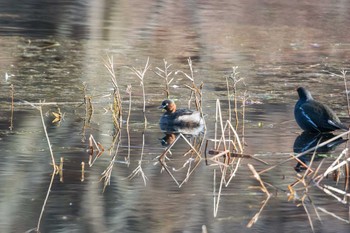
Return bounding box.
[294,87,348,133]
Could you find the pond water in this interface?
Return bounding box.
[0,1,350,233]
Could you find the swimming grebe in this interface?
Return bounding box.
[294,87,348,132]
[159,99,204,128]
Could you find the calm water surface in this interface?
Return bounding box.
[0,1,350,233]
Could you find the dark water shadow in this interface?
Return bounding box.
[293,131,347,172]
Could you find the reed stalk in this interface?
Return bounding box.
[129,57,150,128]
[9,84,14,130]
[155,59,174,99]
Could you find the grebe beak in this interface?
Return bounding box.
[158,103,168,109]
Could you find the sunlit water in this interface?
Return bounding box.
[0,1,350,233]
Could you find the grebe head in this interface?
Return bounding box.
[159,99,176,113]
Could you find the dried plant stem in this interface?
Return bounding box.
[81,162,85,182]
[317,207,350,224]
[36,169,56,232]
[158,133,202,186]
[226,77,232,121]
[323,69,350,116]
[9,84,14,130]
[38,103,56,168]
[104,55,122,129]
[176,58,203,112]
[81,83,93,142]
[126,85,132,165]
[214,168,225,217]
[315,148,349,184]
[226,77,232,151]
[128,132,148,185]
[227,66,244,130]
[36,101,58,232]
[129,57,150,128]
[241,90,248,143]
[101,131,121,192]
[155,59,174,98]
[247,195,271,228]
[248,164,270,196]
[301,196,315,232]
[341,70,350,116]
[88,134,105,167]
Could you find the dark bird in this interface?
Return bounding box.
[294,87,348,133]
[159,99,204,131]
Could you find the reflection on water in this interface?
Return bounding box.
[293,132,347,172]
[0,0,350,233]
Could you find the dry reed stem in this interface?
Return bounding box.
[311,159,325,180]
[9,84,14,130]
[101,131,121,192]
[81,162,85,182]
[316,184,347,204]
[179,158,202,187]
[226,120,243,153]
[37,102,57,169]
[81,88,93,142]
[226,158,241,186]
[126,85,132,165]
[88,134,105,167]
[158,133,203,187]
[323,69,350,116]
[207,149,268,165]
[176,58,203,114]
[317,207,350,224]
[129,57,150,128]
[213,169,216,216]
[19,101,83,106]
[215,99,227,152]
[155,59,174,99]
[35,101,58,232]
[36,169,56,232]
[246,195,271,228]
[246,163,272,228]
[213,168,226,217]
[341,70,350,116]
[323,185,350,197]
[301,195,315,233]
[300,143,319,183]
[103,55,123,129]
[128,132,148,186]
[248,164,270,196]
[315,148,349,184]
[241,90,248,144]
[59,157,64,183]
[227,66,244,131]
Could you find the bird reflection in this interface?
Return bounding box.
[293,132,347,172]
[160,123,204,146]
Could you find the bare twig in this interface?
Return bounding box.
[155,59,174,98]
[129,57,150,127]
[9,84,14,130]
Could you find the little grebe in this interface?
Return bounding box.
[159,99,204,127]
